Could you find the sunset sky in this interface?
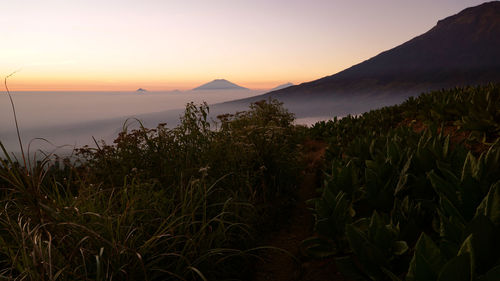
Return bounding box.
[1,0,489,91]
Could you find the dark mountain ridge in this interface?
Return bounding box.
[238,1,500,104]
[127,2,500,124]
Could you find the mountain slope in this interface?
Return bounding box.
[226,1,500,116]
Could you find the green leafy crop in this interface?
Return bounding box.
[307,84,500,281]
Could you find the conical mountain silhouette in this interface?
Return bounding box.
[193,79,248,90]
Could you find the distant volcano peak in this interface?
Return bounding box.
[193,79,248,90]
[270,82,294,92]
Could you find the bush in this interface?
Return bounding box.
[0,98,304,280]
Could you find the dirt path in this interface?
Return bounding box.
[252,140,347,281]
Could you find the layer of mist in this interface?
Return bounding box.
[1,88,417,156]
[0,89,262,154]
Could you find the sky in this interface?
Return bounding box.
[0,0,490,91]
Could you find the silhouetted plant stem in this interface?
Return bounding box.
[4,71,28,174]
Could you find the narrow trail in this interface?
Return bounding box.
[252,140,347,281]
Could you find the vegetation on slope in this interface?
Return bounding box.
[306,84,500,281]
[1,84,499,281]
[0,99,305,280]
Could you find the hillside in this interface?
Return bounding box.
[276,1,500,97]
[301,84,500,281]
[222,2,500,118]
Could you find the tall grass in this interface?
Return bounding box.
[0,97,304,280]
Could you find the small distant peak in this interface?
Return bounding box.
[136,88,147,92]
[270,82,294,91]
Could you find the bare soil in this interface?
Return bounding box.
[251,140,348,281]
[399,119,490,154]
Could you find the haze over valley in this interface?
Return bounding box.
[0,87,264,152]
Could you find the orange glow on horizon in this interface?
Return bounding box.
[1,1,485,92]
[4,70,328,91]
[6,76,306,92]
